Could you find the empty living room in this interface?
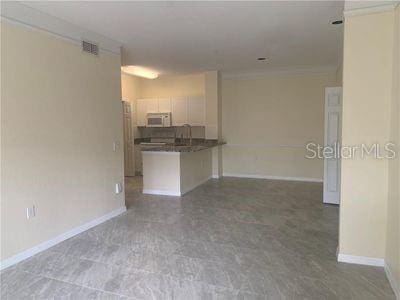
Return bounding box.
[1,1,399,299]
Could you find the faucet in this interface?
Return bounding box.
[182,124,192,146]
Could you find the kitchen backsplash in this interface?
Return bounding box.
[138,126,205,139]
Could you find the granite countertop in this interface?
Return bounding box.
[140,139,225,153]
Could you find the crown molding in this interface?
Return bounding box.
[1,1,121,55]
[344,2,399,18]
[222,65,338,80]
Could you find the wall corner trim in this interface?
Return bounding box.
[1,1,121,54]
[221,65,337,80]
[385,262,400,300]
[337,253,385,267]
[0,206,127,271]
[344,3,399,18]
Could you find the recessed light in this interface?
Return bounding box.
[257,57,267,61]
[332,20,343,25]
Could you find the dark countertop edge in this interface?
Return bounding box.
[140,141,226,153]
[134,138,216,145]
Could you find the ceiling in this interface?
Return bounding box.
[22,1,344,75]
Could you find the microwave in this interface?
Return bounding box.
[146,113,171,127]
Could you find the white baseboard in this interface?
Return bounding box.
[142,189,181,196]
[211,174,220,179]
[222,173,323,183]
[337,253,385,267]
[143,176,212,196]
[385,262,400,299]
[0,206,127,271]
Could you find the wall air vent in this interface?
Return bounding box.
[82,40,99,55]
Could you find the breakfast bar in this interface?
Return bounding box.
[141,140,222,196]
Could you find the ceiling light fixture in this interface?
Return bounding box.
[257,57,267,61]
[121,65,159,79]
[332,20,343,25]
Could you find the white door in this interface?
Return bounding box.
[123,101,135,177]
[323,87,342,204]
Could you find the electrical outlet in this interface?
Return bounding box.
[26,205,36,219]
[115,182,123,194]
[113,141,120,152]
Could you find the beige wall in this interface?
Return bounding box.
[121,73,141,104]
[121,73,142,138]
[340,10,395,261]
[1,22,125,261]
[138,73,205,98]
[386,5,400,293]
[221,72,337,180]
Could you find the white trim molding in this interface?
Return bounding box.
[385,262,400,299]
[222,65,337,80]
[223,173,323,183]
[337,253,385,267]
[0,206,126,271]
[142,189,181,196]
[344,2,399,18]
[1,1,121,55]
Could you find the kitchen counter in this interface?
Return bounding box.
[141,140,224,196]
[140,139,225,153]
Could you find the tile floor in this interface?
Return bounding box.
[1,177,395,299]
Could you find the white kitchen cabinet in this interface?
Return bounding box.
[171,97,188,126]
[137,96,205,127]
[146,98,159,113]
[158,98,171,112]
[136,99,147,126]
[187,96,205,126]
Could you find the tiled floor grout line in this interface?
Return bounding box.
[14,269,130,299]
[39,249,250,297]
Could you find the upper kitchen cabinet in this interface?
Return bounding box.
[171,97,188,126]
[146,98,159,113]
[137,98,168,126]
[136,98,148,126]
[187,96,205,126]
[137,96,205,126]
[158,98,171,112]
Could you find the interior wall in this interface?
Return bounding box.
[221,72,337,180]
[339,10,394,260]
[138,73,205,98]
[1,22,125,261]
[121,73,142,138]
[121,73,142,104]
[386,4,400,294]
